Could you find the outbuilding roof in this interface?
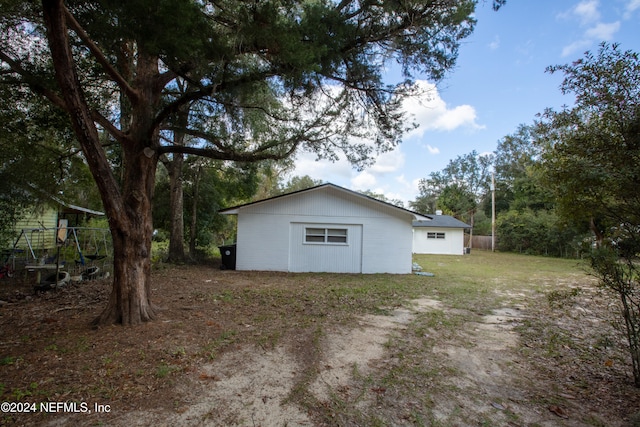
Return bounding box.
[412,215,471,229]
[219,182,429,220]
[51,195,104,216]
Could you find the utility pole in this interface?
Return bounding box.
[491,172,496,252]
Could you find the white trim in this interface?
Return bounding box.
[427,232,446,239]
[304,227,349,245]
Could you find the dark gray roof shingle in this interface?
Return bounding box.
[412,215,470,229]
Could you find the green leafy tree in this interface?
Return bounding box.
[1,0,503,325]
[487,123,586,256]
[537,43,640,244]
[0,80,101,246]
[437,183,475,218]
[278,175,324,195]
[496,208,581,257]
[358,189,404,208]
[411,170,448,214]
[184,159,258,255]
[493,125,539,186]
[413,150,493,243]
[249,160,295,200]
[154,158,258,255]
[536,43,640,386]
[491,124,542,214]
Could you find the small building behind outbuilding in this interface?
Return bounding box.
[412,213,471,255]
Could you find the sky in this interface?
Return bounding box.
[287,0,640,206]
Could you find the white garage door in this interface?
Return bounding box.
[289,223,362,273]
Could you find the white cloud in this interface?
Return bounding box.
[288,137,406,198]
[625,0,640,18]
[395,174,409,187]
[434,104,481,130]
[559,1,620,57]
[627,0,640,11]
[425,144,440,154]
[369,149,405,174]
[397,174,420,195]
[488,36,500,50]
[287,79,481,204]
[584,21,621,40]
[288,150,353,183]
[380,175,423,206]
[562,39,592,57]
[404,80,484,138]
[572,0,601,25]
[561,21,620,57]
[351,171,377,190]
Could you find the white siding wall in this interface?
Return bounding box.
[234,187,413,273]
[235,212,291,271]
[14,208,58,251]
[361,216,413,274]
[412,228,465,255]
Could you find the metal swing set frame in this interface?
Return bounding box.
[2,220,112,287]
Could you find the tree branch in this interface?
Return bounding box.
[91,110,127,144]
[156,69,179,93]
[42,0,124,220]
[153,86,214,132]
[1,48,128,145]
[0,50,67,110]
[156,140,299,162]
[63,5,138,103]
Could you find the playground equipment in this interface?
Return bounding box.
[6,221,112,289]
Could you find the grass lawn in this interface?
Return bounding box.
[0,250,637,426]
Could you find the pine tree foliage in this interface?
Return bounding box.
[1,0,500,324]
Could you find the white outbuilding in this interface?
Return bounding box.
[219,183,427,274]
[412,213,471,255]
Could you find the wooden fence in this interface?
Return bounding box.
[464,235,494,250]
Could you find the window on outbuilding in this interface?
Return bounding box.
[427,232,446,239]
[305,227,348,244]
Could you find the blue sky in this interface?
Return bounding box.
[289,0,640,206]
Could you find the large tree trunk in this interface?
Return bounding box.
[95,231,156,324]
[166,101,189,262]
[93,143,158,325]
[189,163,202,256]
[94,51,162,325]
[43,0,161,325]
[167,152,186,262]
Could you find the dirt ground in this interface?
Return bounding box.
[0,260,639,426]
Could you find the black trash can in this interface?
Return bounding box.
[218,244,237,270]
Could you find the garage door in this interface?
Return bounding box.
[289,223,362,273]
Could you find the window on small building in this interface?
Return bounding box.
[427,232,446,239]
[305,227,348,244]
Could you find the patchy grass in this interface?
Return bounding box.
[0,251,637,426]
